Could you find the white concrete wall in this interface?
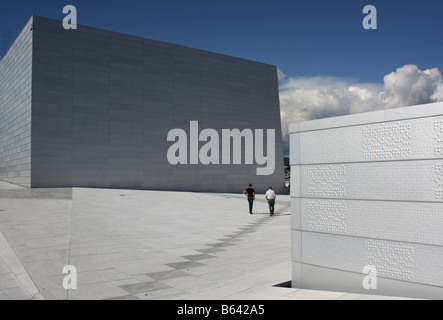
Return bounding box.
[290,101,443,299]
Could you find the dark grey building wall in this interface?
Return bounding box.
[0,17,33,187]
[8,16,284,193]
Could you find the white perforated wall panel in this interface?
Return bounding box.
[296,116,443,165]
[301,160,443,202]
[297,199,443,246]
[293,231,443,287]
[290,102,443,299]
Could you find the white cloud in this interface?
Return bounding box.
[432,83,443,101]
[279,64,443,154]
[381,65,443,108]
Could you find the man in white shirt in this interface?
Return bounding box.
[265,186,276,216]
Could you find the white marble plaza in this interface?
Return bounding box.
[0,180,409,300]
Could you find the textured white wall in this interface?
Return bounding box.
[290,101,443,299]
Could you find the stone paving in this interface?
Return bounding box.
[0,180,411,300]
[0,236,34,300]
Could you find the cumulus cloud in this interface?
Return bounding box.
[381,65,443,108]
[280,64,443,154]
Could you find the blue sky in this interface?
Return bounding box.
[1,0,442,83]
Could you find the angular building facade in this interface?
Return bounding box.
[0,16,284,193]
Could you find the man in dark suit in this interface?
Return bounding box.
[243,184,255,214]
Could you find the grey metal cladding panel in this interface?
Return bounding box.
[143,44,174,60]
[33,15,111,46]
[30,172,72,188]
[0,17,33,187]
[32,15,68,34]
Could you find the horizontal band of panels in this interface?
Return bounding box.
[291,198,443,246]
[291,160,443,202]
[291,115,443,165]
[292,231,443,288]
[292,262,443,299]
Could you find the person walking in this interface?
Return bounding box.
[243,184,255,214]
[265,186,276,216]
